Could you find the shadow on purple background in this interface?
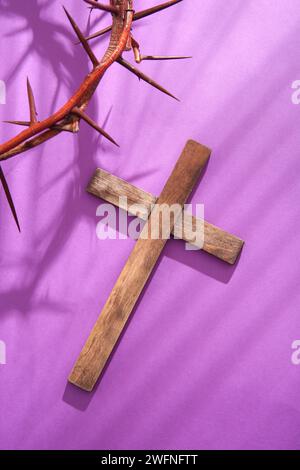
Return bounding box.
[0,0,117,315]
[0,0,300,451]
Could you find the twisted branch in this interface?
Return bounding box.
[0,0,187,228]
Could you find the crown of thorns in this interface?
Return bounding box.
[0,1,188,230]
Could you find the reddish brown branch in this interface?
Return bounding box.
[0,0,184,161]
[84,0,183,42]
[83,0,119,14]
[0,1,134,161]
[0,0,186,228]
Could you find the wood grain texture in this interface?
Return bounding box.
[87,171,244,265]
[69,140,211,391]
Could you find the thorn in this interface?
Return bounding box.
[27,78,38,125]
[82,0,183,43]
[0,165,21,232]
[141,55,192,61]
[63,6,99,67]
[79,25,112,44]
[3,120,31,127]
[117,57,180,101]
[72,107,119,147]
[131,37,142,64]
[51,120,80,133]
[134,0,183,21]
[83,0,119,14]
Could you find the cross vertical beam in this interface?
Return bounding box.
[69,140,211,391]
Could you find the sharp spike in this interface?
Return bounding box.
[134,0,183,21]
[79,25,112,44]
[3,120,31,127]
[0,165,21,232]
[63,6,99,67]
[83,0,119,14]
[27,78,38,125]
[72,107,119,147]
[117,57,180,101]
[131,37,142,64]
[141,55,192,61]
[82,0,183,43]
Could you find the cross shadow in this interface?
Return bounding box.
[63,251,241,412]
[62,157,243,411]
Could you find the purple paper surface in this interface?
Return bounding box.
[0,0,300,450]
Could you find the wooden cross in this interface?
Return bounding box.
[69,141,244,391]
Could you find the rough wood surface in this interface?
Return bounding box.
[69,140,211,391]
[87,170,244,265]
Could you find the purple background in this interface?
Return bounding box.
[0,0,300,450]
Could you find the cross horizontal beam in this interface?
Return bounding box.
[87,169,244,265]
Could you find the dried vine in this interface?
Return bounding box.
[0,0,187,229]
